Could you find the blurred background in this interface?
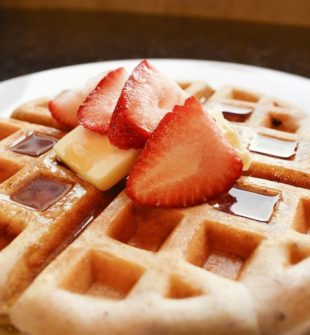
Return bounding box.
[0,0,310,81]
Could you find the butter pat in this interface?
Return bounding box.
[54,126,139,191]
[207,107,251,171]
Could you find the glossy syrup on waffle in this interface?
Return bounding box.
[0,69,309,335]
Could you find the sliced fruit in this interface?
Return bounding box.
[48,73,102,129]
[109,59,187,149]
[78,67,128,134]
[126,96,243,208]
[54,126,139,191]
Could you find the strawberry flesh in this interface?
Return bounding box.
[109,60,187,149]
[48,73,102,129]
[126,96,243,208]
[78,67,128,134]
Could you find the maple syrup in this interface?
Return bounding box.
[217,103,253,122]
[33,206,103,279]
[249,133,297,159]
[211,187,280,222]
[10,132,57,157]
[10,176,72,211]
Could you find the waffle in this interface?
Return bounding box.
[1,82,310,335]
[206,84,310,138]
[0,118,120,323]
[204,85,310,189]
[11,98,68,131]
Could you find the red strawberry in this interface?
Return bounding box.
[77,68,128,134]
[126,96,243,208]
[109,60,187,149]
[48,73,102,129]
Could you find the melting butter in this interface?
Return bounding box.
[54,126,140,191]
[206,107,251,171]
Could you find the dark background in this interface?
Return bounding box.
[1,8,310,81]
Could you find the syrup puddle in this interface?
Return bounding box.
[10,176,72,211]
[32,205,103,278]
[10,132,57,157]
[216,103,253,122]
[211,187,280,222]
[249,134,298,159]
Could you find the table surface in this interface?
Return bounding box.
[0,8,310,82]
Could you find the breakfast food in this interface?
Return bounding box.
[126,97,243,207]
[0,118,120,320]
[48,72,105,129]
[54,125,139,191]
[78,67,128,134]
[108,60,187,150]
[205,85,310,189]
[1,60,310,335]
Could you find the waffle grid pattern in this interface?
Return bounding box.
[204,85,310,189]
[10,176,310,335]
[0,118,113,319]
[0,82,309,335]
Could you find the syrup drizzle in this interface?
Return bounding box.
[217,103,253,122]
[10,176,72,211]
[31,205,104,280]
[211,187,280,222]
[249,134,298,159]
[10,132,57,157]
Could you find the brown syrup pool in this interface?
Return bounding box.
[249,133,298,159]
[10,176,72,211]
[211,187,280,222]
[10,132,57,157]
[217,103,253,122]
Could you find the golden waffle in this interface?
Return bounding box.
[205,84,309,138]
[0,82,210,331]
[10,177,310,335]
[11,98,68,131]
[2,82,310,335]
[236,125,310,189]
[179,81,215,103]
[203,84,310,189]
[0,118,119,323]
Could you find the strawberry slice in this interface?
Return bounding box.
[77,68,128,134]
[109,60,187,149]
[126,96,243,208]
[48,74,102,129]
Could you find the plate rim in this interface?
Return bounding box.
[0,58,309,117]
[1,58,309,86]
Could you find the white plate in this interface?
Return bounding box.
[0,59,309,117]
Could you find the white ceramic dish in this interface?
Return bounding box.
[0,59,309,118]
